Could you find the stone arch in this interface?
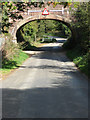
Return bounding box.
[13,14,72,43]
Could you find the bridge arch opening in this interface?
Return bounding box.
[16,18,72,50]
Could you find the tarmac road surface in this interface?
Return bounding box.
[1,38,88,118]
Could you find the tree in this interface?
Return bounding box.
[71,2,89,52]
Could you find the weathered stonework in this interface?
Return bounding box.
[9,4,72,43]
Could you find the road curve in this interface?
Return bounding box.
[1,38,88,118]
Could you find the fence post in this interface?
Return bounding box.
[62,7,64,14]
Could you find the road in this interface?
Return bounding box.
[1,37,88,118]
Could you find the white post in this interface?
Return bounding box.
[27,9,30,15]
[42,38,44,42]
[62,7,64,14]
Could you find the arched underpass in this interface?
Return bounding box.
[9,9,73,43]
[16,19,71,51]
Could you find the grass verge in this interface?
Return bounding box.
[66,48,89,78]
[1,50,29,79]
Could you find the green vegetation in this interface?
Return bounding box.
[1,37,29,76]
[66,49,89,77]
[17,20,71,50]
[2,50,29,69]
[1,50,29,75]
[63,2,89,78]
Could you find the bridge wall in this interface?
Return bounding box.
[9,4,72,43]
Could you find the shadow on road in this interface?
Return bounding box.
[2,83,88,118]
[31,51,70,63]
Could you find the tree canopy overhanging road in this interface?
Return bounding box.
[1,38,88,118]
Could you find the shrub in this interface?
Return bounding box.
[1,35,29,71]
[52,38,57,42]
[62,36,74,49]
[2,39,19,61]
[1,35,20,67]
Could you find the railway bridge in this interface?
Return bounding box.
[9,3,74,43]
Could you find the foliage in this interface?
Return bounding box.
[63,2,89,52]
[62,35,73,49]
[2,37,20,61]
[2,50,28,69]
[2,2,17,33]
[66,48,89,77]
[1,36,29,75]
[2,4,9,33]
[1,50,29,77]
[71,3,89,51]
[63,2,89,77]
[17,19,71,50]
[1,35,28,69]
[73,2,89,52]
